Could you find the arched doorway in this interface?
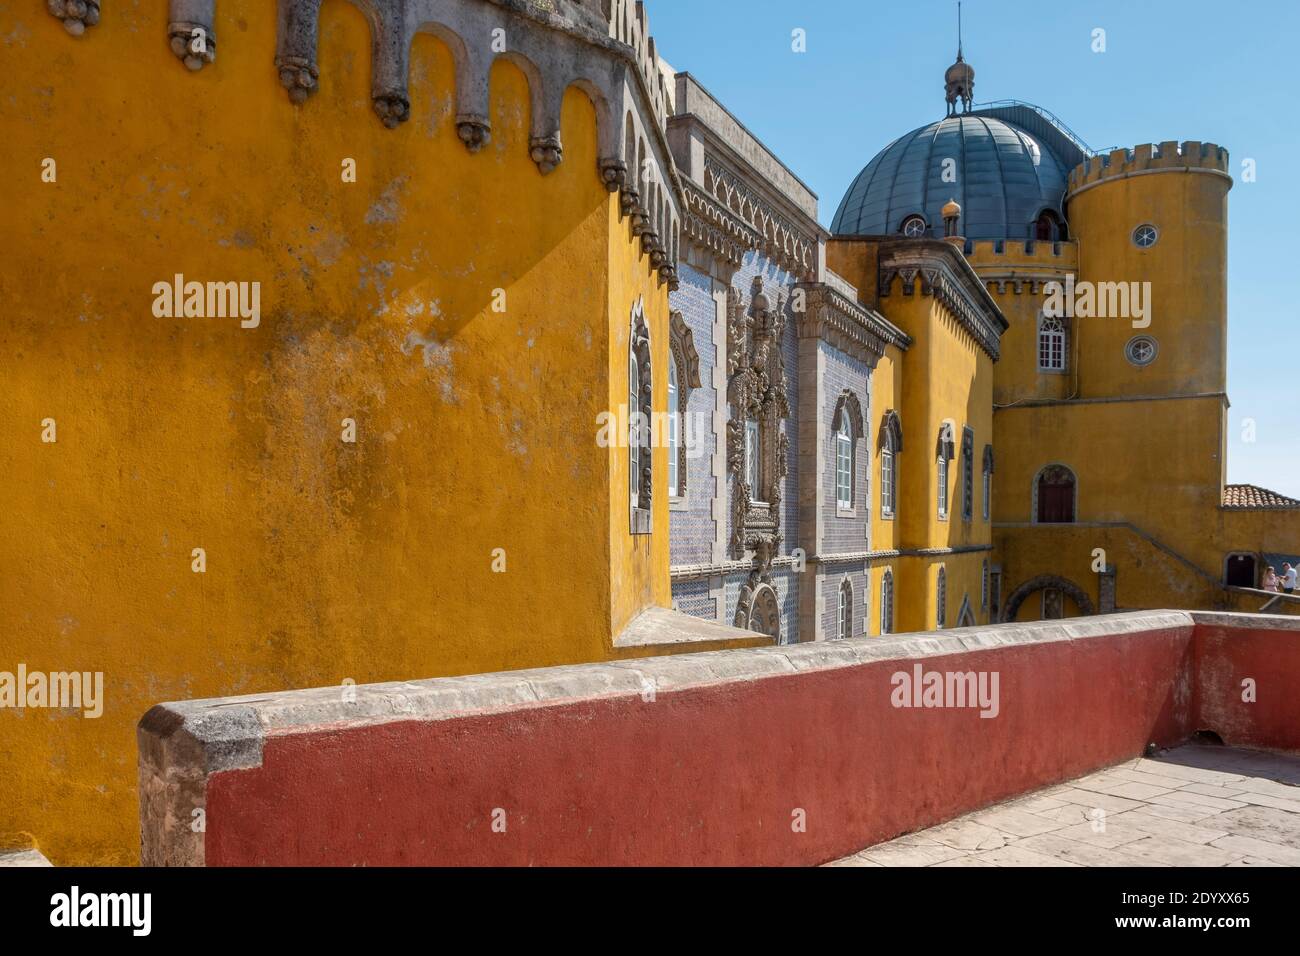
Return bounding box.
[735,581,782,643]
[1224,553,1258,588]
[1001,574,1095,623]
[1034,465,1076,523]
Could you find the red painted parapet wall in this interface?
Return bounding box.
[137,611,1300,866]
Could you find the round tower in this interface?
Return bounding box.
[1065,141,1232,399]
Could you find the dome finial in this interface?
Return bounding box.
[945,2,974,116]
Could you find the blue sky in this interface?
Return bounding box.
[648,0,1300,496]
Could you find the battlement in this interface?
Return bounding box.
[41,0,683,286]
[1068,140,1230,193]
[608,0,671,133]
[964,238,1079,267]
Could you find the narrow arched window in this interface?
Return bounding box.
[936,566,947,629]
[667,359,679,498]
[881,445,895,516]
[835,420,853,509]
[961,427,974,521]
[880,570,894,635]
[880,410,902,519]
[1038,315,1067,371]
[837,579,853,641]
[745,418,762,502]
[982,444,994,521]
[937,454,949,519]
[629,351,640,510]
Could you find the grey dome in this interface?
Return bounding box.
[831,113,1072,240]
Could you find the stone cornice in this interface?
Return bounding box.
[877,239,1009,361]
[793,281,911,366]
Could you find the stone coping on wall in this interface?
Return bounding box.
[612,606,773,649]
[143,610,1194,750]
[140,609,1300,865]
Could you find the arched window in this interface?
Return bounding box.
[881,444,895,516]
[936,566,947,629]
[1034,464,1077,524]
[880,409,902,519]
[1035,210,1065,242]
[629,351,640,509]
[960,426,974,521]
[937,455,949,518]
[957,595,976,627]
[880,569,894,635]
[936,422,954,520]
[982,444,994,521]
[1224,553,1258,588]
[837,579,853,641]
[1038,315,1067,372]
[667,359,679,497]
[836,422,852,508]
[745,418,762,502]
[832,391,863,513]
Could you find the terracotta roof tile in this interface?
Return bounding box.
[1222,483,1300,509]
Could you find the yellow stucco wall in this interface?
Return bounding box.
[1067,161,1230,400]
[0,2,738,865]
[869,342,903,555]
[965,241,1077,406]
[853,252,995,636]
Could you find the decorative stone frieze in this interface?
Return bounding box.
[697,157,817,281]
[47,0,99,35]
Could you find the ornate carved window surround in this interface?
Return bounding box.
[667,310,701,504]
[628,298,652,535]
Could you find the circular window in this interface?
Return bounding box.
[1125,335,1159,366]
[901,215,927,238]
[1132,223,1159,248]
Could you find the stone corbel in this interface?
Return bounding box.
[599,158,628,193]
[369,6,410,128]
[48,0,99,35]
[169,0,216,71]
[457,115,491,152]
[275,0,321,104]
[527,84,564,174]
[530,135,563,174]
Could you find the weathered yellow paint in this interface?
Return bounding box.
[0,2,753,866]
[838,238,996,636]
[965,240,1078,405]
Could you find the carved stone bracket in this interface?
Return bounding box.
[169,1,216,71]
[267,0,679,288]
[529,135,564,175]
[457,115,491,153]
[48,0,99,36]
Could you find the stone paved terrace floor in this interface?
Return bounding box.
[831,744,1300,867]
